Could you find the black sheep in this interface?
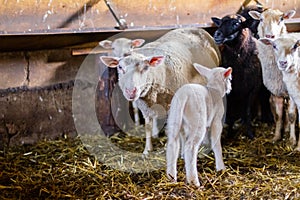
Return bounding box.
[211,14,271,139]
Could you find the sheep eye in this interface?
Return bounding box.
[273,44,277,50]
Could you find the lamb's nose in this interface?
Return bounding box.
[125,87,137,100]
[265,34,275,39]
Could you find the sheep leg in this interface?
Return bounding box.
[295,106,300,151]
[152,116,159,138]
[166,133,180,182]
[270,95,284,142]
[210,120,225,171]
[288,98,297,146]
[244,96,255,139]
[143,116,153,155]
[132,101,140,126]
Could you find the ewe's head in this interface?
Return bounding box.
[99,38,145,57]
[193,63,232,95]
[249,9,296,39]
[260,37,300,73]
[211,14,247,45]
[100,53,164,101]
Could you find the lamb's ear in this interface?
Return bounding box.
[211,17,222,27]
[132,39,145,48]
[99,40,112,49]
[100,56,119,68]
[146,56,164,67]
[193,63,211,77]
[283,10,296,20]
[248,11,261,20]
[224,67,232,78]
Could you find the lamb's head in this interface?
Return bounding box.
[211,14,247,45]
[100,53,164,101]
[260,37,300,73]
[249,9,296,39]
[99,38,145,57]
[193,63,232,96]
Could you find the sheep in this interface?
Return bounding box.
[166,63,232,187]
[259,36,300,151]
[100,27,221,155]
[248,8,299,144]
[211,14,267,139]
[99,38,145,127]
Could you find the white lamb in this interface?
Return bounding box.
[249,9,298,144]
[166,63,232,187]
[100,28,221,155]
[260,36,300,151]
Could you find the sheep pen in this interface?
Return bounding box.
[1,123,300,199]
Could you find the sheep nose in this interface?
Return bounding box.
[125,87,137,100]
[265,35,275,39]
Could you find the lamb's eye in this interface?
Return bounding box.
[273,44,277,50]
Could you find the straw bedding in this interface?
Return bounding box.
[1,123,300,199]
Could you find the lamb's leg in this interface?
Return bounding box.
[287,98,297,146]
[132,101,140,126]
[270,95,284,142]
[166,133,180,182]
[210,120,225,171]
[184,128,203,187]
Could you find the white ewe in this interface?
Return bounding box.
[99,38,145,126]
[260,36,300,151]
[100,28,221,155]
[249,8,298,143]
[166,63,232,187]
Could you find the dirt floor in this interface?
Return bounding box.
[1,122,300,199]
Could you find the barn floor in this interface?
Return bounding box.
[1,123,300,199]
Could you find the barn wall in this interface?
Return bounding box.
[0,49,86,148]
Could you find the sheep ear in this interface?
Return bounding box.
[283,10,296,19]
[211,17,222,27]
[146,56,164,67]
[193,63,211,77]
[131,39,145,48]
[224,67,232,78]
[99,40,112,49]
[248,11,261,20]
[100,56,119,68]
